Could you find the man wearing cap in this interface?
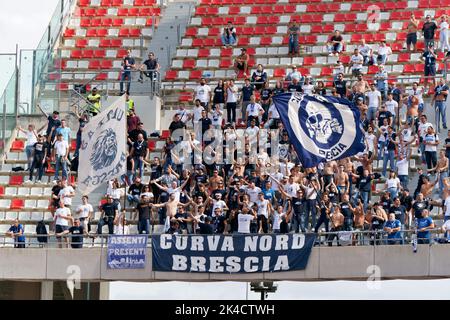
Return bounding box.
[87,88,101,116]
[233,48,249,78]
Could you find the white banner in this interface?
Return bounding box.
[78,95,127,195]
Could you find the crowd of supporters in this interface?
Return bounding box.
[6,13,450,249]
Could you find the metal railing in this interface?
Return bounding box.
[0,228,445,249]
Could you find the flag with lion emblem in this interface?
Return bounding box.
[272,93,365,168]
[78,95,127,195]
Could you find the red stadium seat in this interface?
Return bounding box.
[119,28,130,37]
[208,28,220,36]
[82,50,94,59]
[101,18,113,27]
[112,0,123,5]
[129,29,141,37]
[10,199,24,210]
[101,60,113,69]
[219,59,232,68]
[397,53,410,62]
[91,19,101,28]
[116,49,128,58]
[221,48,233,57]
[165,70,177,80]
[0,186,4,196]
[112,19,124,27]
[161,130,171,139]
[185,27,197,37]
[9,176,23,186]
[86,29,97,37]
[64,28,75,38]
[80,19,90,27]
[70,140,77,152]
[79,0,90,7]
[321,67,333,76]
[190,70,202,80]
[97,29,108,37]
[128,8,140,16]
[303,56,315,65]
[148,141,156,151]
[274,68,286,78]
[10,140,24,152]
[100,39,111,48]
[97,8,107,16]
[110,39,122,47]
[260,37,272,45]
[71,50,82,59]
[56,83,69,91]
[198,49,210,58]
[94,50,106,58]
[183,59,196,69]
[95,73,108,81]
[89,60,101,70]
[76,39,88,48]
[403,64,415,73]
[101,0,112,5]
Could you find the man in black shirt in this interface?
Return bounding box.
[377,105,393,127]
[120,49,136,95]
[333,73,348,98]
[168,114,186,134]
[29,135,49,183]
[339,193,355,231]
[135,195,151,234]
[389,197,406,226]
[327,30,344,56]
[382,126,397,177]
[37,105,61,145]
[67,219,85,249]
[287,78,303,93]
[357,169,375,211]
[139,52,160,85]
[421,45,437,91]
[97,196,118,235]
[422,15,437,48]
[128,177,143,206]
[240,78,254,124]
[197,216,214,234]
[130,134,148,179]
[199,110,212,136]
[128,122,148,144]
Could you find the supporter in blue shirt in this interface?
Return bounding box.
[6,219,26,248]
[262,181,275,204]
[384,213,402,245]
[416,209,435,244]
[55,119,71,143]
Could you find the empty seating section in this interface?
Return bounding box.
[53,0,162,91]
[165,0,450,86]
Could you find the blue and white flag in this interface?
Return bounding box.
[78,95,127,195]
[272,93,365,168]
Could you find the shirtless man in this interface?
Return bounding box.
[407,13,419,51]
[353,199,366,245]
[430,150,449,197]
[209,169,224,191]
[152,193,192,231]
[321,161,336,191]
[335,164,349,200]
[352,74,370,100]
[328,206,344,246]
[420,175,438,198]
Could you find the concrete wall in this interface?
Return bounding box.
[1,245,449,282]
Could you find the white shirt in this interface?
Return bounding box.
[284,183,299,198]
[58,186,75,206]
[26,131,37,147]
[256,199,270,218]
[351,54,364,70]
[401,128,413,143]
[366,90,381,109]
[246,103,263,117]
[245,126,259,139]
[76,203,93,219]
[245,186,261,203]
[192,105,204,122]
[444,196,450,216]
[305,186,317,200]
[272,212,283,231]
[396,158,409,176]
[378,125,389,142]
[268,104,280,119]
[418,122,433,139]
[238,214,254,233]
[269,172,284,191]
[55,207,71,226]
[212,199,227,216]
[440,21,449,32]
[167,187,182,202]
[195,84,211,103]
[303,84,314,95]
[365,133,376,152]
[54,140,69,157]
[424,133,438,152]
[210,109,223,126]
[385,100,398,116]
[358,44,371,56]
[386,177,400,189]
[412,87,424,104]
[176,108,191,123]
[226,86,238,103]
[378,45,392,55]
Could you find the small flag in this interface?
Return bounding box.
[272,93,365,168]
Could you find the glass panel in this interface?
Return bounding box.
[0,54,16,95]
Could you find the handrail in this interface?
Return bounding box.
[0,228,445,249]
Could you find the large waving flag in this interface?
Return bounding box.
[78,95,127,195]
[272,93,365,168]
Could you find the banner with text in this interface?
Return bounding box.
[107,235,148,269]
[152,234,316,273]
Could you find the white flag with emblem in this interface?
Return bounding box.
[78,95,127,195]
